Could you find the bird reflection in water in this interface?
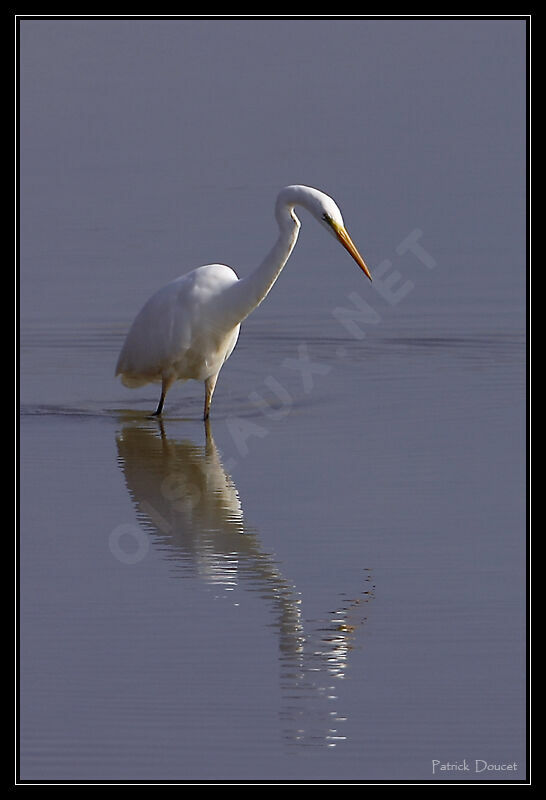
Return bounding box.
[115,417,374,748]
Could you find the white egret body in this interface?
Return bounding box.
[116,185,372,418]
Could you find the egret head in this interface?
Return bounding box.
[283,185,373,282]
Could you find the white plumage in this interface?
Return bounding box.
[116,185,372,418]
[117,265,240,386]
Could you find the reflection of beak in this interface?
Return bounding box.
[334,224,373,281]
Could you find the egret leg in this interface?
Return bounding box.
[151,375,173,417]
[152,391,166,417]
[204,374,219,421]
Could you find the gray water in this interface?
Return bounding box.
[18,18,527,782]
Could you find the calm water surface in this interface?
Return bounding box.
[19,19,527,782]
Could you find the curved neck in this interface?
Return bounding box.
[222,196,302,326]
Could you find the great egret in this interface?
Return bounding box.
[116,185,372,419]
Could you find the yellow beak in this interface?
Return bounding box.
[334,224,373,282]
